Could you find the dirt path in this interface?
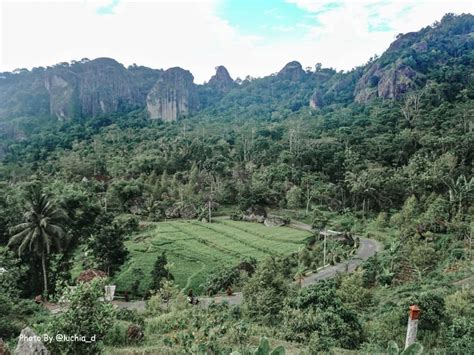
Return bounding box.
[113,218,382,311]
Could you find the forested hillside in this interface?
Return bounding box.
[0,13,472,355]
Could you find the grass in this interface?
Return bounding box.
[113,219,311,295]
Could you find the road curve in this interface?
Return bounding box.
[200,219,382,307]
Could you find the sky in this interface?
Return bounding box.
[0,0,472,83]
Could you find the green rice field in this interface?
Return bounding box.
[113,219,311,295]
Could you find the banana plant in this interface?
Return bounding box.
[231,337,285,355]
[387,341,423,355]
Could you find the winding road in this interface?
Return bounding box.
[198,219,382,307]
[113,218,382,310]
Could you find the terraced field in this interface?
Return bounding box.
[114,219,311,294]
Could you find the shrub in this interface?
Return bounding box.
[103,320,130,346]
[115,308,145,327]
[242,258,289,323]
[374,212,388,229]
[127,324,144,343]
[42,278,116,355]
[114,214,139,234]
[336,272,373,311]
[204,266,241,295]
[282,281,364,349]
[150,252,174,292]
[446,316,474,353]
[146,281,188,316]
[402,291,446,332]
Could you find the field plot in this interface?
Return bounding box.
[114,219,311,294]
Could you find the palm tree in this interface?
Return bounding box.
[8,187,66,296]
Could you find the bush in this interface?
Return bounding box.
[402,291,446,332]
[103,320,130,346]
[204,258,256,295]
[446,316,474,353]
[146,281,188,316]
[242,258,289,323]
[115,308,145,327]
[336,272,373,311]
[150,252,174,292]
[373,212,388,229]
[42,278,116,355]
[286,186,303,209]
[127,324,144,343]
[204,267,241,295]
[282,280,364,349]
[114,215,139,234]
[0,293,22,339]
[145,309,191,335]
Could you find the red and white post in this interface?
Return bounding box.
[405,304,421,349]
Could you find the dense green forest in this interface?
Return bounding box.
[0,13,472,354]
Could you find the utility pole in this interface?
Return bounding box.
[405,304,421,349]
[323,229,327,266]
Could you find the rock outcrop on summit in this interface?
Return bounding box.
[0,13,472,121]
[146,67,198,122]
[277,61,305,81]
[208,66,235,94]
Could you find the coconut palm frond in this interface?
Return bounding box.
[10,222,32,233]
[18,233,33,257]
[8,228,32,247]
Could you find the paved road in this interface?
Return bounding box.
[115,218,382,310]
[199,219,381,307]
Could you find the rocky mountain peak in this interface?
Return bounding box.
[208,65,235,93]
[277,61,305,81]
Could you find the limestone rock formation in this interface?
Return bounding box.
[208,65,235,93]
[277,61,305,81]
[14,327,49,355]
[264,216,288,227]
[164,203,197,219]
[0,68,50,119]
[242,206,267,223]
[44,70,78,120]
[354,59,420,103]
[146,67,198,121]
[377,62,418,99]
[309,90,325,109]
[45,58,141,119]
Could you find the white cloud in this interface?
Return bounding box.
[0,0,472,83]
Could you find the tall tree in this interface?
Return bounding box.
[150,252,174,291]
[87,214,128,276]
[8,186,66,296]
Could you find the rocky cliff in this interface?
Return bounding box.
[146,67,198,121]
[354,54,421,103]
[208,65,235,93]
[0,14,471,122]
[353,14,473,103]
[0,68,50,118]
[0,58,161,120]
[45,58,142,119]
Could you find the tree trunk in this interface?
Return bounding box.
[41,251,48,297]
[305,193,311,216]
[208,200,212,223]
